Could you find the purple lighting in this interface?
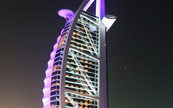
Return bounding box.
[45,69,52,78]
[42,35,61,108]
[58,9,74,21]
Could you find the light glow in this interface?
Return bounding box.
[96,0,105,18]
[58,9,74,22]
[83,0,95,11]
[58,9,74,19]
[102,15,117,31]
[42,36,61,108]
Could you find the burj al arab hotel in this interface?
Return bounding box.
[42,0,116,108]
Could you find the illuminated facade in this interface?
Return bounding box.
[42,0,116,108]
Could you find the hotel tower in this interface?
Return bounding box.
[42,0,116,108]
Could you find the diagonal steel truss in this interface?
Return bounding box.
[69,49,97,95]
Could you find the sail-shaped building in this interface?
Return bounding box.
[42,0,116,108]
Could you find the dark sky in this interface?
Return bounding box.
[0,0,172,108]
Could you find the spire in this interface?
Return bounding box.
[96,0,105,19]
[83,0,105,19]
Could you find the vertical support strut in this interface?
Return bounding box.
[96,0,105,19]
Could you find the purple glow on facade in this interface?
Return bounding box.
[53,44,58,51]
[42,35,61,108]
[45,69,52,78]
[43,78,51,88]
[57,36,61,43]
[58,9,74,19]
[50,52,56,58]
[48,60,54,68]
[43,88,50,97]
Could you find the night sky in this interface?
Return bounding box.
[0,0,172,108]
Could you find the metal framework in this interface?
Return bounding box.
[42,0,116,108]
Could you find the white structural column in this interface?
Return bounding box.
[96,0,105,19]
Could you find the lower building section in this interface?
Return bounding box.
[65,92,98,108]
